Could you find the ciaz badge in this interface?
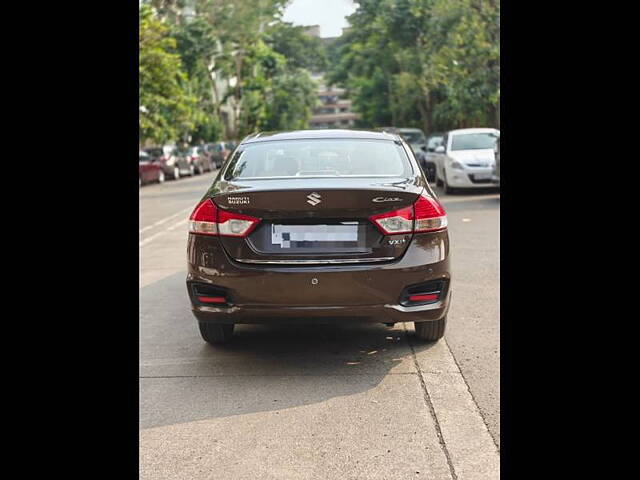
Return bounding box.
[372,197,402,203]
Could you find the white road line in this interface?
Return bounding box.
[139,218,189,247]
[139,206,193,234]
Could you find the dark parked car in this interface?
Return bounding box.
[205,142,232,169]
[196,145,215,172]
[139,151,164,186]
[186,129,451,344]
[416,133,444,182]
[184,146,211,175]
[174,146,200,176]
[378,127,435,181]
[144,145,189,180]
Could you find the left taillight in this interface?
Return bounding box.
[369,194,447,235]
[188,199,260,237]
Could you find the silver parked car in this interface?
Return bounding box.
[433,128,500,194]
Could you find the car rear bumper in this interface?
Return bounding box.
[190,291,450,324]
[446,167,496,188]
[186,231,451,325]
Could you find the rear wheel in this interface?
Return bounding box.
[414,317,446,341]
[198,322,234,344]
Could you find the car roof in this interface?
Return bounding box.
[241,129,400,145]
[448,128,500,135]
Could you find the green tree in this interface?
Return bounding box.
[328,0,500,132]
[139,3,196,144]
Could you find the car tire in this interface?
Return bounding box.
[173,167,180,180]
[414,317,446,342]
[157,171,165,184]
[443,171,456,194]
[198,322,234,344]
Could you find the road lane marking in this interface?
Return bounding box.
[139,206,193,234]
[139,218,188,247]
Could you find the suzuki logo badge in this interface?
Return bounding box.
[306,192,322,206]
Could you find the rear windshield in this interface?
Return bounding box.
[451,132,499,151]
[400,131,426,144]
[224,139,411,180]
[145,148,163,157]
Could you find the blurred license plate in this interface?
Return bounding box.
[272,224,358,248]
[474,173,492,180]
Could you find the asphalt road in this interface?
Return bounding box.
[139,171,500,479]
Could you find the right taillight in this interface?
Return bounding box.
[189,199,261,237]
[369,194,447,235]
[413,195,447,232]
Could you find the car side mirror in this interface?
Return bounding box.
[435,145,445,154]
[420,145,427,152]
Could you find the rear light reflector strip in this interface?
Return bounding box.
[408,293,439,302]
[197,295,227,304]
[400,280,447,306]
[190,282,231,307]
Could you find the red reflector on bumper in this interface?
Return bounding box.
[408,293,439,302]
[197,295,226,304]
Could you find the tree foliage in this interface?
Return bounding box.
[139,0,320,144]
[139,3,196,144]
[328,0,500,132]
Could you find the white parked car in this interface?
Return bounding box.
[434,128,500,193]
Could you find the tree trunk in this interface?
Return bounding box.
[203,56,227,139]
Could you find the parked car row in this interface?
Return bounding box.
[139,141,236,187]
[379,126,500,193]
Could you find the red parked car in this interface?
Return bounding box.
[139,151,165,187]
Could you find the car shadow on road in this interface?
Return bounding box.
[140,271,418,429]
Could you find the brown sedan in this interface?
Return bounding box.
[186,130,451,344]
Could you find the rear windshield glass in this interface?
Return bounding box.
[451,132,499,151]
[224,139,411,180]
[400,131,426,144]
[145,148,163,157]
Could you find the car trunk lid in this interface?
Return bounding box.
[211,178,423,264]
